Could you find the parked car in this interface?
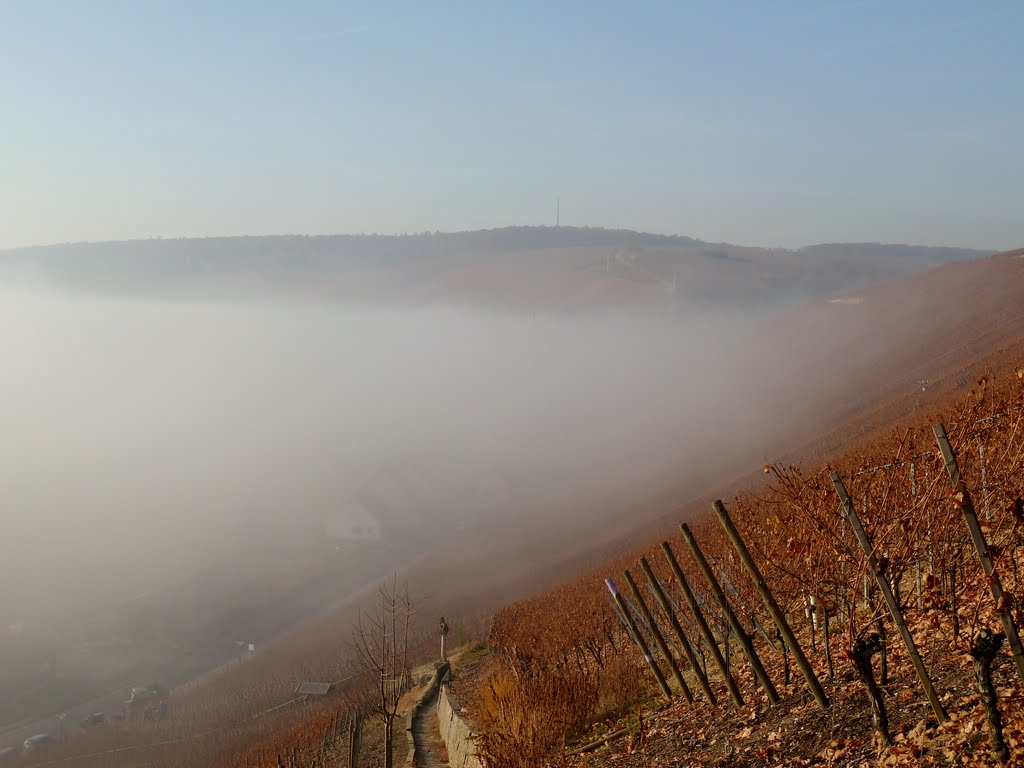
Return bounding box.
[127,683,167,704]
[0,746,19,762]
[125,682,169,717]
[80,712,106,728]
[23,733,53,752]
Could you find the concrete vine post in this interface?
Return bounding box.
[933,423,1024,683]
[712,499,830,709]
[679,523,780,705]
[831,471,948,723]
[661,540,744,706]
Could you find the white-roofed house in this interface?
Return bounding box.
[324,500,382,542]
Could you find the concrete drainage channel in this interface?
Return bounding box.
[435,678,483,768]
[406,662,447,767]
[407,661,483,768]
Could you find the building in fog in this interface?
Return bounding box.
[324,500,382,541]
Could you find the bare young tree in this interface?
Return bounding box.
[351,576,414,768]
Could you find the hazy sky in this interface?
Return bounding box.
[1,0,1021,250]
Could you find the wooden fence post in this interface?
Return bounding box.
[713,556,780,653]
[348,712,362,768]
[639,556,718,705]
[712,500,830,709]
[979,442,991,521]
[679,523,780,704]
[624,569,694,703]
[606,578,673,701]
[831,470,948,723]
[933,423,1024,683]
[661,541,744,706]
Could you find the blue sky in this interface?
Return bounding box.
[1,0,1021,249]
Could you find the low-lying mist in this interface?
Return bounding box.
[0,285,776,641]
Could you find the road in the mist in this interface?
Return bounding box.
[0,536,429,753]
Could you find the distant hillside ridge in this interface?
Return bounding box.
[0,226,992,311]
[994,246,1024,259]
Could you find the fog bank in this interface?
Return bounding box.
[0,286,771,639]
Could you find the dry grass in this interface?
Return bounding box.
[476,645,652,768]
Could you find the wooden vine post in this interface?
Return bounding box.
[623,569,694,703]
[605,578,673,701]
[830,470,948,723]
[712,500,830,709]
[933,422,1024,683]
[679,523,780,704]
[639,556,718,705]
[608,593,641,649]
[347,712,362,768]
[661,541,744,706]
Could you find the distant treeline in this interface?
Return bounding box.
[0,226,991,308]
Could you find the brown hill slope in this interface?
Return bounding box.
[575,249,1024,551]
[751,249,1024,460]
[471,251,1024,767]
